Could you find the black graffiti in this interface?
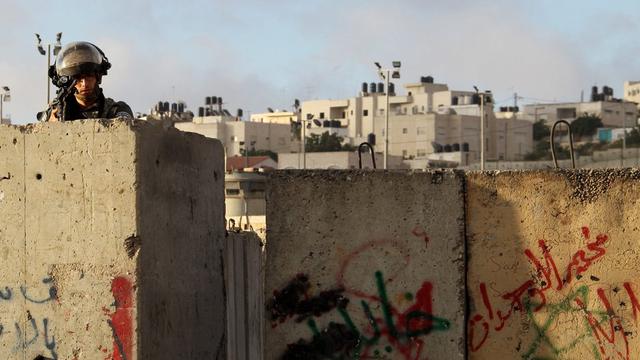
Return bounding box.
[267,274,348,323]
[21,277,57,304]
[11,317,57,359]
[281,322,359,360]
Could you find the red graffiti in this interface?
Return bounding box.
[411,225,430,248]
[109,276,134,360]
[624,282,640,323]
[469,226,611,353]
[336,239,411,301]
[575,289,630,360]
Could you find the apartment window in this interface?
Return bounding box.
[417,127,426,135]
[417,149,427,157]
[351,110,354,115]
[402,128,408,134]
[306,113,312,119]
[319,112,325,119]
[342,111,346,118]
[402,150,408,158]
[363,109,369,116]
[226,189,240,196]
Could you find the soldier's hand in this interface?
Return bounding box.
[47,106,59,122]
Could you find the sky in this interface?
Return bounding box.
[0,0,639,124]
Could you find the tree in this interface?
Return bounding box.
[571,113,603,139]
[532,119,550,141]
[240,149,278,161]
[626,127,640,146]
[305,132,356,152]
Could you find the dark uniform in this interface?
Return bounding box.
[61,89,133,120]
[39,41,133,121]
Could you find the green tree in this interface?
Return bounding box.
[571,113,603,139]
[240,149,278,161]
[626,127,640,146]
[305,132,355,152]
[533,119,550,141]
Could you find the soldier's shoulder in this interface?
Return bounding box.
[105,98,133,119]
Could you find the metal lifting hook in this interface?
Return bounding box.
[358,142,377,169]
[550,119,576,169]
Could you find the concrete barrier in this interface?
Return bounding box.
[467,169,640,359]
[225,231,265,360]
[0,120,225,359]
[264,170,466,360]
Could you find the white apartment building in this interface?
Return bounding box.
[176,114,299,157]
[523,86,638,128]
[301,77,533,162]
[624,81,640,109]
[250,110,299,125]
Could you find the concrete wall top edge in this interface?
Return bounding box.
[7,119,223,149]
[468,168,640,203]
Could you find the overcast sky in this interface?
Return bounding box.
[1,0,638,124]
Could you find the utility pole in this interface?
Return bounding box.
[480,94,485,170]
[35,33,62,104]
[374,61,401,169]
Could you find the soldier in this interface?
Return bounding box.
[40,41,133,122]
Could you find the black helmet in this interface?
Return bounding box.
[54,41,110,78]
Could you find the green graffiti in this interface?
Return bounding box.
[522,285,614,360]
[294,270,450,359]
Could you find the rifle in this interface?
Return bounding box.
[36,76,77,122]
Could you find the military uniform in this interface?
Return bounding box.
[38,41,134,122]
[62,89,133,120]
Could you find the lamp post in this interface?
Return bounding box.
[35,33,62,104]
[473,86,491,171]
[0,86,10,124]
[374,61,401,169]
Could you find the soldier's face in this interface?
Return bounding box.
[74,74,98,103]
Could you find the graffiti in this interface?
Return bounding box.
[469,226,637,359]
[277,271,450,359]
[411,226,430,248]
[107,276,134,360]
[0,276,61,359]
[267,273,348,324]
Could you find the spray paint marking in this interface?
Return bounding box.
[280,271,450,359]
[469,227,608,351]
[109,277,133,360]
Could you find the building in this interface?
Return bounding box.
[250,110,299,125]
[522,86,638,128]
[301,76,533,163]
[171,97,300,157]
[225,170,267,233]
[176,117,298,157]
[624,81,640,109]
[277,151,405,169]
[226,155,277,171]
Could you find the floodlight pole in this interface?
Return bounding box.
[375,61,400,169]
[35,33,62,104]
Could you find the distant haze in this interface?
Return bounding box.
[1,0,638,124]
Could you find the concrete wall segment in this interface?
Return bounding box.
[265,170,466,360]
[467,169,640,359]
[0,120,226,359]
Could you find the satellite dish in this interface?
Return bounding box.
[312,119,322,126]
[267,107,274,113]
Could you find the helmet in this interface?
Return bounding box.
[54,41,111,78]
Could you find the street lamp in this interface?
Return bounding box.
[35,32,62,104]
[473,86,491,171]
[374,61,401,169]
[0,86,10,124]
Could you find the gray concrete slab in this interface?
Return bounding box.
[265,170,466,360]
